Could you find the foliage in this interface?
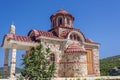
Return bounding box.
[95,79,101,80]
[18,75,24,80]
[95,78,105,80]
[21,44,55,80]
[100,55,120,76]
[76,78,80,80]
[0,73,2,78]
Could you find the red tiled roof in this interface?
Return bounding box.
[3,29,99,45]
[85,38,99,44]
[28,30,61,39]
[85,38,93,43]
[50,9,74,20]
[52,9,72,16]
[56,9,69,14]
[65,44,86,53]
[13,35,33,42]
[5,34,33,42]
[37,30,56,37]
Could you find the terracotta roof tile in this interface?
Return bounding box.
[85,38,99,44]
[13,35,33,42]
[53,9,70,15]
[5,34,33,42]
[4,29,99,44]
[6,34,14,40]
[65,44,86,53]
[36,30,59,38]
[50,9,74,21]
[29,30,63,39]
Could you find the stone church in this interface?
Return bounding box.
[2,9,100,78]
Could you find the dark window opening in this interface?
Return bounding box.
[70,35,72,39]
[58,17,62,26]
[74,35,77,40]
[50,54,55,62]
[67,18,70,25]
[77,36,80,41]
[70,34,81,41]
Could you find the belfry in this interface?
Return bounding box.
[2,9,100,78]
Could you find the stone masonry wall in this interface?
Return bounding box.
[92,48,100,76]
[64,53,87,77]
[39,38,100,77]
[41,38,62,77]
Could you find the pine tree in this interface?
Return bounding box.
[21,44,55,80]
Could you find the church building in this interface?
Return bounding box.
[2,9,100,78]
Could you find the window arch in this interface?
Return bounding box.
[77,36,80,41]
[50,54,55,62]
[70,34,73,39]
[58,17,63,26]
[52,19,55,28]
[67,17,70,25]
[74,34,77,40]
[69,33,81,41]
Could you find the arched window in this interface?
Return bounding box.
[71,34,74,40]
[69,33,81,41]
[50,54,55,62]
[70,35,72,39]
[74,34,77,40]
[67,17,70,25]
[77,36,80,41]
[58,17,62,26]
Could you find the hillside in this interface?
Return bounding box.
[100,55,120,76]
[0,66,22,75]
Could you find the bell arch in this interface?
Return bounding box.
[57,16,64,26]
[67,16,71,25]
[67,31,85,42]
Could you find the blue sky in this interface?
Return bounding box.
[0,0,120,68]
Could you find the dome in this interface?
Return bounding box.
[55,9,69,14]
[50,9,74,20]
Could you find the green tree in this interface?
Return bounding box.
[21,44,55,80]
[100,55,120,76]
[0,73,2,78]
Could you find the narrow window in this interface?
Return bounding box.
[50,54,55,62]
[70,34,74,40]
[74,34,77,40]
[70,33,81,41]
[70,35,72,39]
[58,17,62,26]
[77,36,80,41]
[67,18,70,25]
